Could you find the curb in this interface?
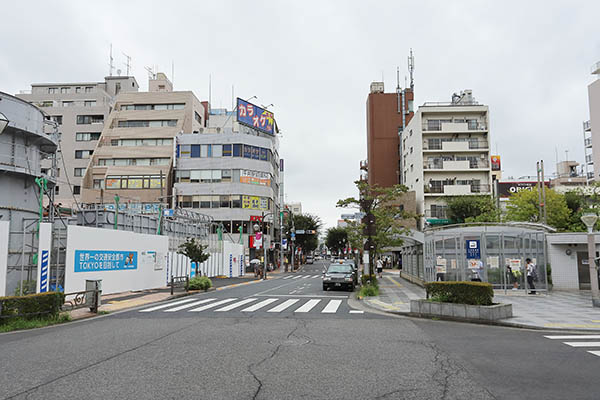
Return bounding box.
[358,298,600,333]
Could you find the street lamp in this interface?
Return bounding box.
[581,213,600,307]
[0,112,9,134]
[254,211,274,280]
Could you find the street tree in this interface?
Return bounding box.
[178,237,210,277]
[505,188,571,230]
[283,213,322,254]
[445,195,500,223]
[325,227,348,255]
[337,180,416,276]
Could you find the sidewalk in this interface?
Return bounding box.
[362,270,600,331]
[69,275,261,320]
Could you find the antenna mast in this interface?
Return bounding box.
[408,48,415,90]
[108,44,114,77]
[122,52,131,76]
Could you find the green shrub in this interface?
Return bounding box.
[0,313,71,333]
[358,284,379,297]
[425,281,493,306]
[361,274,378,287]
[0,292,65,323]
[188,276,212,291]
[13,280,37,296]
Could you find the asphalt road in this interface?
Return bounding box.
[1,260,599,399]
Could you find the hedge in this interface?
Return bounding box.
[425,281,493,306]
[0,292,65,322]
[188,276,212,291]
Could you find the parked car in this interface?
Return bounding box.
[322,263,355,291]
[306,256,314,264]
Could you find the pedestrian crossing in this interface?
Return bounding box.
[544,334,600,357]
[281,274,321,280]
[139,296,360,315]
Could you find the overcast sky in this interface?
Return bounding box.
[2,1,600,229]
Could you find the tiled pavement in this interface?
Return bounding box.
[363,270,600,331]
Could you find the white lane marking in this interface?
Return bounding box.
[139,298,197,312]
[545,335,600,340]
[563,342,600,347]
[189,298,237,312]
[256,294,348,298]
[302,275,311,279]
[588,351,600,357]
[241,298,278,312]
[283,276,293,280]
[295,299,321,313]
[349,310,364,314]
[312,275,320,279]
[267,299,300,312]
[215,298,257,312]
[292,275,303,280]
[164,298,216,312]
[322,299,342,313]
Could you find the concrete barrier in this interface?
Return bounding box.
[410,299,512,321]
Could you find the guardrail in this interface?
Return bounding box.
[61,289,101,313]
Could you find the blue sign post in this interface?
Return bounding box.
[465,240,481,259]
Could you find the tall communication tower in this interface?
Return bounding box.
[108,44,115,77]
[408,48,415,90]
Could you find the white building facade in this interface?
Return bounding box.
[401,90,492,228]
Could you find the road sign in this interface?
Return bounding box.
[296,230,305,234]
[163,209,174,217]
[466,240,480,259]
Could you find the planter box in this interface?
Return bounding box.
[410,299,512,321]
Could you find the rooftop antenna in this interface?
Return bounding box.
[108,44,114,77]
[171,60,174,88]
[408,48,415,90]
[208,74,212,113]
[232,84,234,110]
[396,67,400,90]
[144,66,156,80]
[565,149,569,162]
[122,52,131,76]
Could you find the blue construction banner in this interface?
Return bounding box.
[74,250,138,272]
[465,240,481,259]
[236,98,275,135]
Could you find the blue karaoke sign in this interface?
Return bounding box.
[236,98,275,135]
[74,250,138,272]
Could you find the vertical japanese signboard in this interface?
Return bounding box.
[237,98,275,135]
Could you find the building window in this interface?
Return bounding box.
[117,120,177,128]
[74,168,85,177]
[84,100,96,107]
[195,111,202,124]
[77,115,104,124]
[121,104,185,111]
[47,88,57,94]
[39,101,53,108]
[55,186,59,194]
[62,101,74,107]
[85,87,93,93]
[191,144,201,158]
[76,132,101,141]
[93,179,104,189]
[75,150,93,159]
[223,144,232,157]
[49,115,62,125]
[73,185,81,195]
[60,87,69,94]
[75,87,81,93]
[233,144,242,157]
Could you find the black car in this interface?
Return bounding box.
[322,263,355,291]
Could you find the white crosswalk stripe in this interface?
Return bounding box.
[283,276,294,280]
[163,298,216,312]
[322,299,342,313]
[301,275,311,279]
[139,298,197,312]
[241,298,278,312]
[545,334,600,357]
[189,298,237,312]
[312,275,320,279]
[295,299,320,313]
[292,275,303,280]
[268,299,300,312]
[215,298,257,312]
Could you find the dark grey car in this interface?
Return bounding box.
[322,263,355,291]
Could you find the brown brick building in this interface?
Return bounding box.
[365,82,414,187]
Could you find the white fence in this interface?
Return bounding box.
[167,241,245,279]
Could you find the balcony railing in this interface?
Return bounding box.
[584,120,592,131]
[422,121,487,132]
[585,138,593,147]
[424,183,491,194]
[424,209,448,219]
[423,139,488,150]
[423,159,489,170]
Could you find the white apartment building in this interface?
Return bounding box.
[286,202,302,215]
[584,61,600,183]
[401,90,492,228]
[17,76,139,208]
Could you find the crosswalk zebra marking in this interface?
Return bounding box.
[241,298,278,312]
[349,310,364,314]
[164,298,216,312]
[545,334,600,358]
[312,275,320,279]
[545,335,600,340]
[294,299,321,313]
[267,299,300,312]
[302,275,311,279]
[189,298,237,312]
[588,351,600,357]
[139,298,197,312]
[563,342,600,347]
[322,299,342,313]
[292,276,303,280]
[215,298,257,312]
[283,276,293,280]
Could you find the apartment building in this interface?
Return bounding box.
[585,61,600,183]
[401,90,492,227]
[80,73,205,210]
[286,202,302,215]
[17,76,139,208]
[365,81,414,187]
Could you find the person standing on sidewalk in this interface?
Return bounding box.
[526,258,537,295]
[376,257,383,279]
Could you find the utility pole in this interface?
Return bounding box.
[536,161,542,222]
[541,160,547,225]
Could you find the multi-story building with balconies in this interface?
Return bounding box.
[585,61,600,183]
[401,90,492,228]
[17,76,139,208]
[80,73,205,211]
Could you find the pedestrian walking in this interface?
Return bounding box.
[526,258,537,294]
[506,263,519,290]
[376,258,383,278]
